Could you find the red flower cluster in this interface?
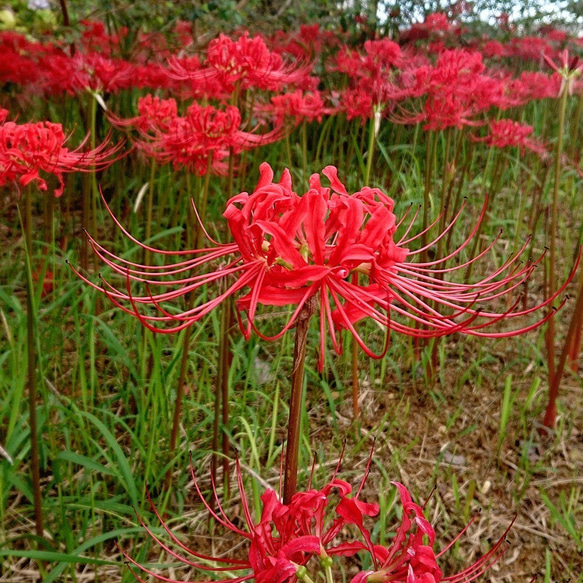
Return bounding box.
[400,49,504,130]
[75,163,574,370]
[122,459,510,583]
[110,98,285,175]
[168,32,313,95]
[0,29,180,96]
[329,39,412,122]
[266,89,330,125]
[473,119,547,156]
[0,109,118,196]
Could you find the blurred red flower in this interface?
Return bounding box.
[473,119,547,156]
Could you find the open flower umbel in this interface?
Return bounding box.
[75,163,576,370]
[121,457,512,582]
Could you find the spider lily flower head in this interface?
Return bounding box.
[401,12,461,43]
[268,24,329,63]
[76,162,577,370]
[509,71,563,102]
[333,39,402,80]
[395,50,504,130]
[0,111,122,196]
[111,94,179,133]
[121,456,512,583]
[168,31,312,94]
[472,119,547,157]
[331,41,411,112]
[110,100,284,176]
[264,89,330,126]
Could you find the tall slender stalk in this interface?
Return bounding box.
[80,95,98,271]
[543,252,583,428]
[566,269,583,372]
[301,120,308,180]
[166,170,209,488]
[166,325,192,488]
[351,328,360,421]
[22,188,43,537]
[283,297,316,505]
[364,107,378,186]
[422,130,435,255]
[212,293,232,493]
[221,300,233,496]
[350,113,379,422]
[144,160,157,266]
[58,0,75,56]
[546,85,569,383]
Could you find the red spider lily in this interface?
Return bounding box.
[74,163,576,371]
[331,40,411,114]
[395,50,504,130]
[120,456,512,583]
[401,12,462,43]
[340,88,375,123]
[79,19,124,55]
[168,32,312,94]
[507,71,562,103]
[269,24,332,63]
[109,95,178,133]
[0,110,121,196]
[504,36,556,63]
[110,100,285,176]
[472,119,547,157]
[334,39,402,79]
[264,89,330,125]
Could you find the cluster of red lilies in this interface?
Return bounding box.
[2,14,581,164]
[1,8,581,582]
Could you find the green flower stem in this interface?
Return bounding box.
[440,126,452,206]
[351,272,360,422]
[221,300,233,496]
[302,120,308,180]
[89,94,98,273]
[213,296,233,497]
[296,566,316,583]
[196,159,213,247]
[445,135,474,251]
[422,130,435,256]
[166,324,193,489]
[144,159,157,266]
[465,149,502,282]
[315,114,334,169]
[285,130,293,169]
[364,107,378,185]
[22,187,43,537]
[321,554,335,583]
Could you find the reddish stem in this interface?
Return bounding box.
[283,297,316,505]
[165,324,192,489]
[543,254,583,428]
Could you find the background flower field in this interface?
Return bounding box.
[0,0,582,581]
